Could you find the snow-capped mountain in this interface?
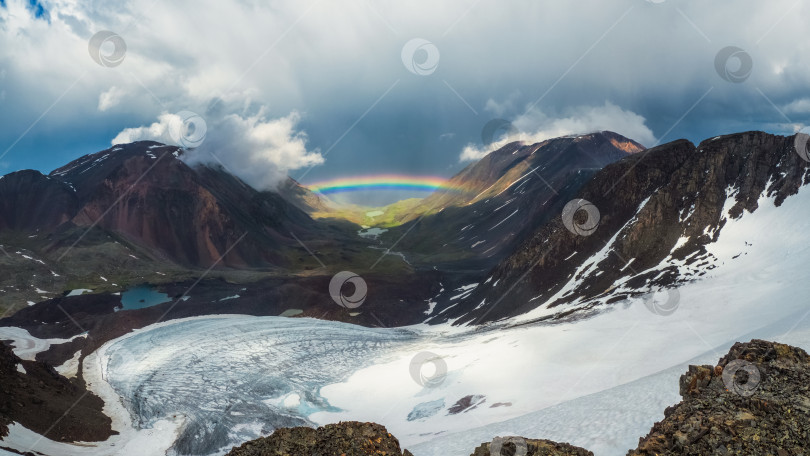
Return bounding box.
[440,131,809,325]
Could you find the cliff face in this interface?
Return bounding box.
[450,131,810,324]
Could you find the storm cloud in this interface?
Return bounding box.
[1,0,808,201]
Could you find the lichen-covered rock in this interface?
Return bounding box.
[629,339,810,455]
[469,437,593,456]
[225,421,413,456]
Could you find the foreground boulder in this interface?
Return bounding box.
[469,437,593,455]
[225,421,413,456]
[630,339,810,455]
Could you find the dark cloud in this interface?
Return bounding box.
[0,0,808,204]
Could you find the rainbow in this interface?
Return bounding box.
[307,175,466,195]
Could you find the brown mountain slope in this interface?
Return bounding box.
[0,141,361,270]
[381,131,644,270]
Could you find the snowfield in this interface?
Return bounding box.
[1,185,810,455]
[0,327,86,361]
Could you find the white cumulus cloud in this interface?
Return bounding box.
[98,86,126,111]
[111,112,177,145]
[112,110,324,190]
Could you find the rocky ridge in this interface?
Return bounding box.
[451,131,810,324]
[630,339,810,455]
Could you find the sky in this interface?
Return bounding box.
[0,0,808,205]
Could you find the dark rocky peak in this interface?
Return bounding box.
[403,132,646,319]
[431,131,644,210]
[0,141,339,269]
[0,169,79,231]
[48,141,184,200]
[448,131,809,324]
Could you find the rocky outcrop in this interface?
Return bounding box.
[629,339,810,455]
[464,339,810,456]
[225,421,414,456]
[469,437,593,456]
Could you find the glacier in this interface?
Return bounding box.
[101,316,420,455]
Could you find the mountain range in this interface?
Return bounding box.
[0,130,806,329]
[1,128,809,455]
